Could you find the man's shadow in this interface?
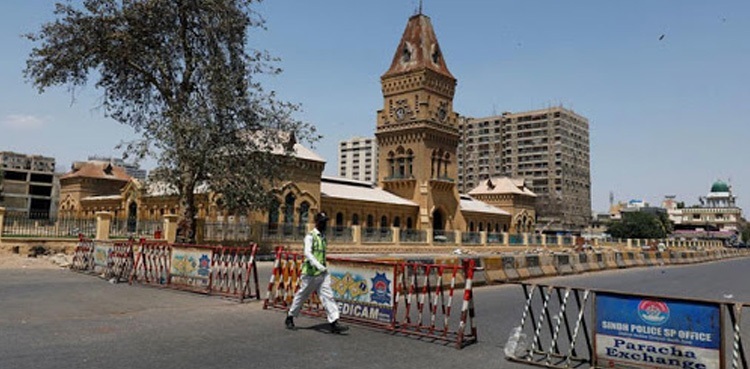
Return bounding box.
[297,322,349,335]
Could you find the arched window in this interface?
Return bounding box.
[388,151,395,178]
[406,217,413,229]
[298,202,310,225]
[284,193,295,225]
[352,214,360,226]
[366,215,374,228]
[406,149,414,177]
[127,202,137,233]
[431,151,437,178]
[432,209,444,231]
[336,212,344,227]
[380,216,388,229]
[479,223,484,232]
[443,153,450,178]
[393,216,401,228]
[396,147,405,178]
[469,221,475,232]
[268,198,280,226]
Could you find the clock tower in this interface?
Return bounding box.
[375,12,465,231]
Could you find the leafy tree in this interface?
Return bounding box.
[25,0,317,242]
[607,211,672,239]
[740,220,750,244]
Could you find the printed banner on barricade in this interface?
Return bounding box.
[329,260,396,324]
[596,292,721,369]
[94,242,114,269]
[170,246,213,290]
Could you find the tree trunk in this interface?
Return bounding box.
[177,175,197,244]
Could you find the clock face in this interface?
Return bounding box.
[395,107,406,121]
[437,106,447,122]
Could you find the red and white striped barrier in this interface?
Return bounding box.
[105,240,135,282]
[130,240,171,286]
[209,245,260,302]
[130,241,259,301]
[264,247,478,348]
[71,235,96,273]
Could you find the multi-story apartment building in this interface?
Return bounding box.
[457,115,505,193]
[338,137,378,183]
[458,106,591,232]
[0,151,56,218]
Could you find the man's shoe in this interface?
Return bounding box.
[285,316,296,330]
[330,319,349,333]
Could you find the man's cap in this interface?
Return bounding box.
[315,212,329,223]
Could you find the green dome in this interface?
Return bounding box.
[711,180,730,193]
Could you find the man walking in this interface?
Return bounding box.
[285,212,349,333]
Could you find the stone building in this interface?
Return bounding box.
[469,177,536,233]
[57,11,536,239]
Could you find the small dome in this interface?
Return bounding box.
[710,180,729,193]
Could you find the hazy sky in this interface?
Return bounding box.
[1,1,748,213]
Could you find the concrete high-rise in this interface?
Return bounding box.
[0,151,56,218]
[458,107,591,232]
[338,137,378,183]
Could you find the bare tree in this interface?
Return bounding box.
[25,0,317,242]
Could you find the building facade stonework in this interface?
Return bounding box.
[58,12,534,239]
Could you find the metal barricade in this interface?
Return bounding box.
[209,245,260,302]
[506,282,750,369]
[105,240,135,282]
[264,247,478,349]
[130,240,171,286]
[71,236,96,272]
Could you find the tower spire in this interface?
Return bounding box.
[419,0,423,15]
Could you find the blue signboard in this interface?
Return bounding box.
[596,292,721,369]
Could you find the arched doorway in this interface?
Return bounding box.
[127,202,138,233]
[432,209,444,231]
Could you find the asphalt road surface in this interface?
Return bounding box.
[1,257,749,369]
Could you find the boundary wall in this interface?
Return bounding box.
[378,248,750,286]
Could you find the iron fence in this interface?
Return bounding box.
[432,229,455,244]
[546,235,558,245]
[363,227,393,243]
[261,223,307,242]
[462,231,482,245]
[487,232,504,245]
[532,234,544,245]
[400,229,427,243]
[110,218,162,239]
[509,233,525,245]
[204,221,255,241]
[2,214,95,238]
[326,226,353,243]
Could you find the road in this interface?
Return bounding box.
[0,256,748,369]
